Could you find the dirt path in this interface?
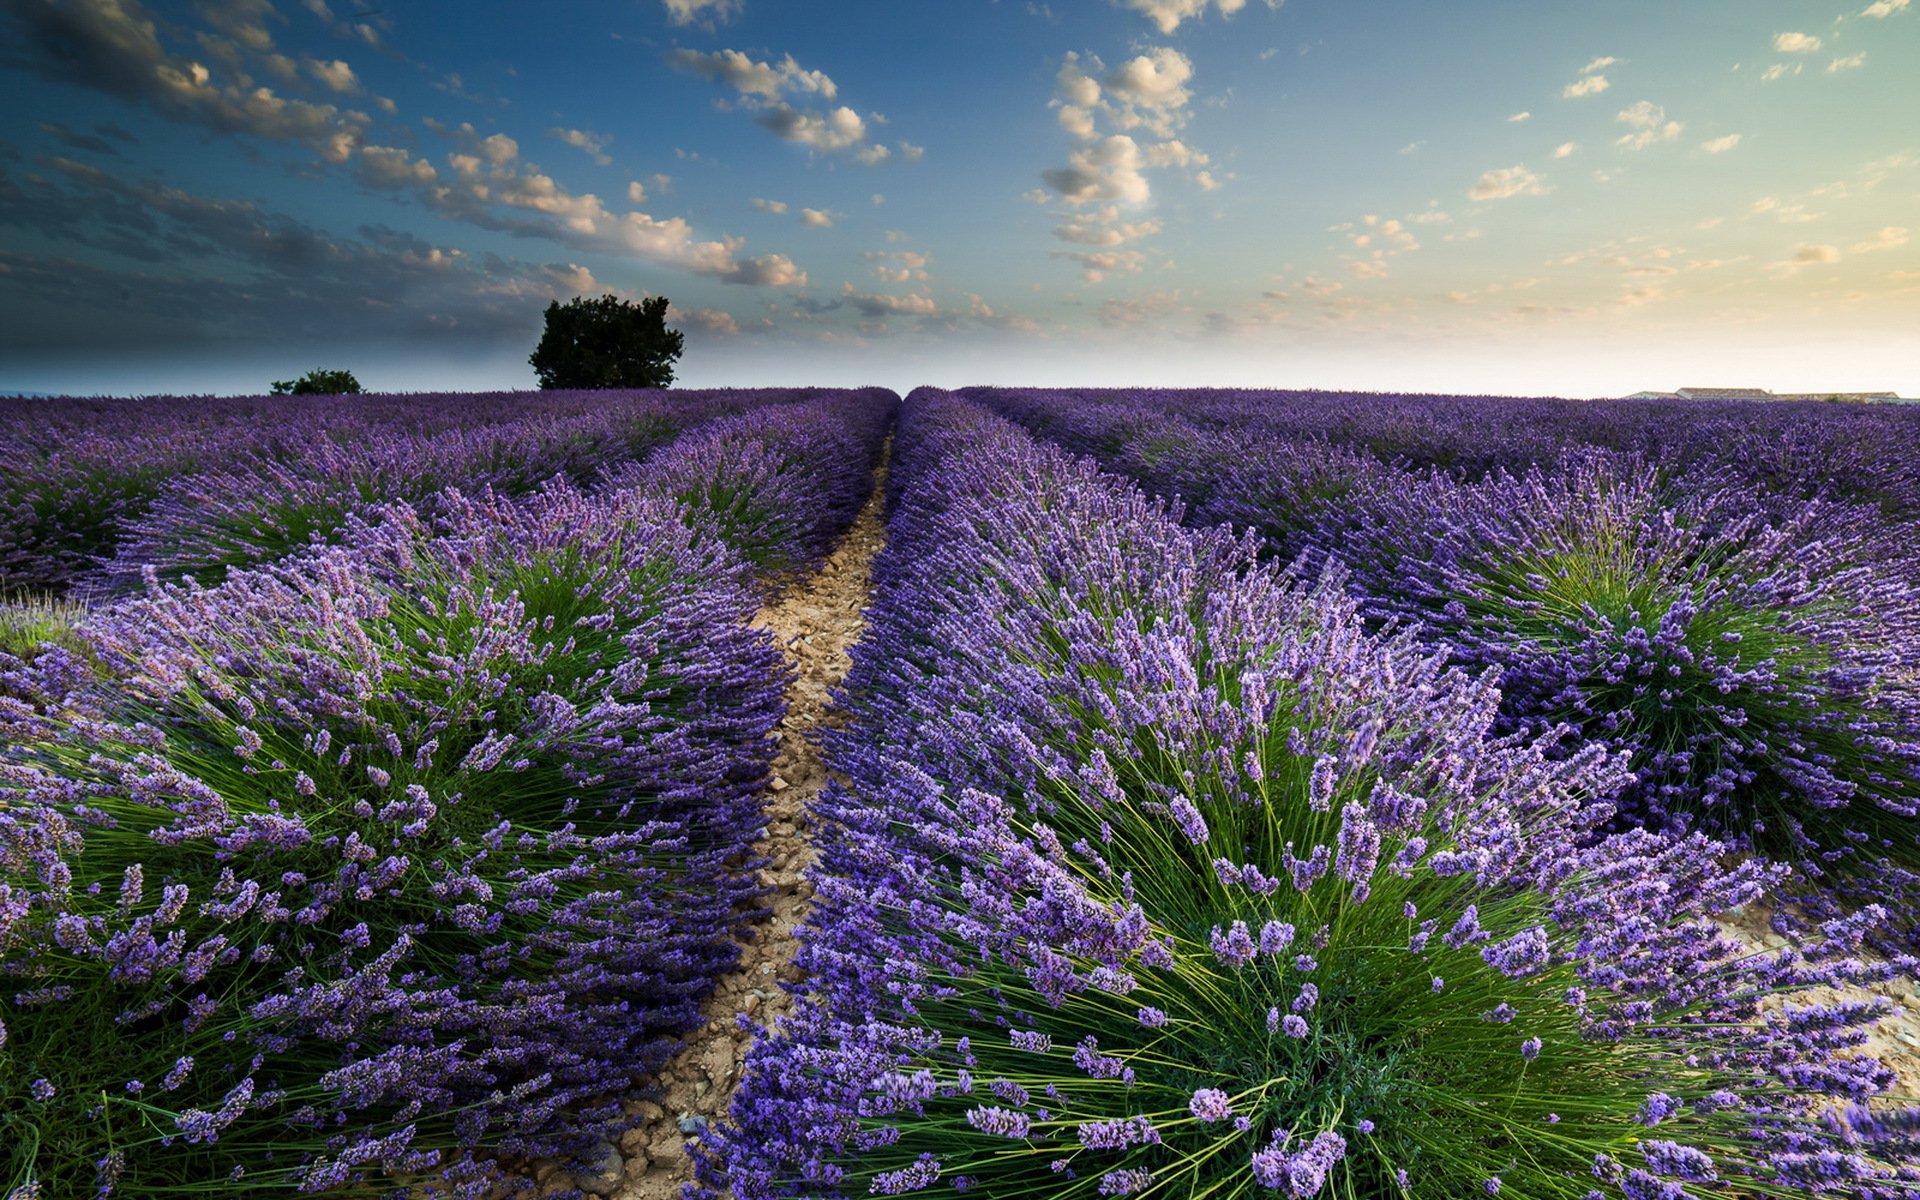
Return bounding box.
[558,443,891,1200]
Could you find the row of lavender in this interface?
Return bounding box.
[970,387,1920,518]
[703,390,1916,1199]
[969,387,1920,954]
[0,387,854,596]
[0,390,896,1197]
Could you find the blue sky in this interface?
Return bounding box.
[1,0,1915,396]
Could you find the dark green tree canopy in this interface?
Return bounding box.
[270,368,363,395]
[529,294,685,390]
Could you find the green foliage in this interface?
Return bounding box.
[529,294,685,390]
[0,593,89,659]
[268,369,363,396]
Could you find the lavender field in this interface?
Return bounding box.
[5,388,1920,1199]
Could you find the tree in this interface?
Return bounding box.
[271,368,363,395]
[529,294,684,390]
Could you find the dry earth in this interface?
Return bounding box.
[522,445,891,1200]
[1716,903,1920,1098]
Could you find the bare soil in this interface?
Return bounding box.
[1716,903,1920,1098]
[541,444,891,1200]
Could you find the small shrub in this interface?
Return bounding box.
[270,369,363,396]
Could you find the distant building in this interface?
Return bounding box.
[1621,387,1908,403]
[1675,387,1775,401]
[1771,391,1904,403]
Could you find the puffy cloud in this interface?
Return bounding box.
[1117,0,1278,34]
[305,57,358,93]
[1790,243,1841,264]
[1773,31,1823,52]
[759,105,869,151]
[1042,135,1152,206]
[680,307,742,336]
[1507,111,1531,123]
[356,144,437,188]
[1552,141,1578,158]
[1055,49,1197,140]
[1829,52,1868,71]
[799,207,834,227]
[1615,101,1682,150]
[0,162,657,351]
[1701,133,1742,154]
[1862,0,1910,15]
[1468,164,1550,200]
[898,142,925,162]
[1563,73,1611,98]
[751,197,788,213]
[1761,63,1803,81]
[663,0,741,26]
[1050,248,1146,282]
[1143,139,1209,168]
[668,48,836,101]
[842,287,940,318]
[7,0,372,161]
[1054,214,1163,245]
[627,180,649,204]
[724,253,805,286]
[1579,56,1619,74]
[551,127,613,166]
[1852,226,1910,252]
[864,250,931,283]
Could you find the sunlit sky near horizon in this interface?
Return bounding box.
[1,0,1916,398]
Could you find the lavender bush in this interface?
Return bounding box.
[603,388,896,580]
[0,388,807,598]
[1,481,786,1197]
[705,392,1915,1199]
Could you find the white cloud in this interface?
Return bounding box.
[551,127,612,166]
[1552,141,1578,158]
[1116,0,1278,35]
[1054,213,1163,245]
[1862,0,1910,15]
[1701,133,1743,154]
[898,142,925,162]
[1773,31,1823,52]
[1615,101,1682,150]
[1143,139,1209,168]
[751,197,788,213]
[1042,135,1152,206]
[758,105,871,152]
[680,307,742,336]
[1194,169,1221,191]
[1050,248,1146,282]
[1852,226,1910,252]
[663,0,741,26]
[304,57,358,93]
[356,144,436,187]
[1791,242,1841,264]
[1469,164,1550,200]
[668,49,836,101]
[627,180,649,204]
[1563,73,1611,98]
[799,207,834,227]
[1829,52,1867,71]
[1055,49,1198,140]
[1761,63,1804,81]
[1507,111,1531,123]
[842,286,941,317]
[1579,56,1620,74]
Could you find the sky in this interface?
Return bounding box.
[0,0,1916,398]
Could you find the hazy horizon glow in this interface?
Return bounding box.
[1,0,1916,398]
